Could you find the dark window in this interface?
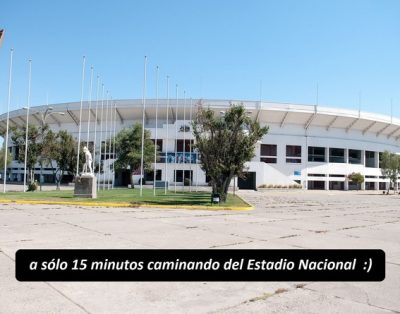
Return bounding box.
[379,152,383,168]
[260,157,277,164]
[14,146,20,160]
[329,174,345,177]
[286,158,301,163]
[174,170,193,183]
[308,146,325,162]
[176,140,194,152]
[329,148,345,163]
[151,139,163,152]
[286,145,301,163]
[349,149,361,164]
[260,144,277,163]
[308,181,325,190]
[145,169,162,181]
[286,145,301,157]
[365,182,375,190]
[365,151,375,168]
[260,144,277,156]
[329,181,344,190]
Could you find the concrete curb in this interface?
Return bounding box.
[0,199,253,211]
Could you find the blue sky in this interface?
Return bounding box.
[0,0,399,116]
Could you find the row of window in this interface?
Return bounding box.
[260,144,379,167]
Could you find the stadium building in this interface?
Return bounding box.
[1,99,399,190]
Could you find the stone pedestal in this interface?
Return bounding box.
[74,174,97,198]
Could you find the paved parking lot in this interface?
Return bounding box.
[0,190,399,313]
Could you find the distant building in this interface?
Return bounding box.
[1,99,399,190]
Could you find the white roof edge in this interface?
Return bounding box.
[0,99,399,127]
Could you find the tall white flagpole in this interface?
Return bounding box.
[189,97,193,192]
[86,66,94,148]
[76,56,86,177]
[112,102,117,189]
[174,84,178,193]
[98,84,105,191]
[3,48,13,193]
[107,97,113,190]
[93,76,100,178]
[140,56,147,197]
[23,59,32,192]
[103,91,109,190]
[182,90,186,191]
[195,100,199,192]
[164,75,169,194]
[153,66,159,196]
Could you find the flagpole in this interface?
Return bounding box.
[76,56,86,177]
[103,91,109,190]
[182,90,186,192]
[3,48,13,193]
[164,75,169,195]
[86,66,94,148]
[112,101,117,189]
[23,59,32,192]
[189,97,192,192]
[140,56,147,197]
[174,84,178,193]
[107,97,113,190]
[195,100,199,192]
[98,84,105,191]
[93,76,100,180]
[153,66,159,196]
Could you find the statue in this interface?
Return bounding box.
[74,146,97,198]
[82,146,93,174]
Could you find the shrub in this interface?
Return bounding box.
[27,180,38,192]
[184,178,191,186]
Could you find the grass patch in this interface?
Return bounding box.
[0,188,249,208]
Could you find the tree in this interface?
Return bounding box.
[380,151,400,194]
[114,123,156,187]
[0,145,11,177]
[348,172,364,191]
[192,104,269,202]
[10,125,41,184]
[53,130,77,190]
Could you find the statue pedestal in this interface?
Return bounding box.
[74,174,97,199]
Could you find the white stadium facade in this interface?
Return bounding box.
[1,99,399,191]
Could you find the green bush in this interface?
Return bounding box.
[184,178,191,186]
[27,180,38,192]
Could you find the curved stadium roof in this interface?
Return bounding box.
[1,99,400,142]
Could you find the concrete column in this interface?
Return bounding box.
[325,148,329,191]
[325,179,329,190]
[361,150,365,166]
[375,151,379,168]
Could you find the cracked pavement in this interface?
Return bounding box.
[0,190,399,313]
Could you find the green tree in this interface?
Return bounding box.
[380,150,400,194]
[192,104,269,202]
[0,145,11,174]
[10,125,41,184]
[114,123,156,187]
[53,130,77,189]
[348,172,364,191]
